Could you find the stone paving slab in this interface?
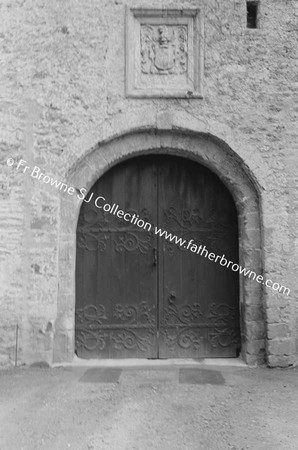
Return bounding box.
[78,367,226,385]
[119,368,178,385]
[179,368,225,385]
[79,367,122,383]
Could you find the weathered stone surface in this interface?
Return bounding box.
[246,321,266,341]
[267,324,291,340]
[267,354,296,369]
[245,305,264,322]
[0,0,297,368]
[245,340,266,356]
[266,308,282,324]
[268,339,294,357]
[0,354,12,368]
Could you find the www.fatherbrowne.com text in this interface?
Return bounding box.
[10,159,291,296]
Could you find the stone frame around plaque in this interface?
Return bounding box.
[125,7,204,98]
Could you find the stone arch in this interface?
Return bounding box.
[53,130,264,365]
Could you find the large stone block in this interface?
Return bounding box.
[246,321,266,341]
[267,354,296,368]
[245,339,266,356]
[266,307,281,324]
[245,305,264,322]
[267,323,290,340]
[268,339,294,356]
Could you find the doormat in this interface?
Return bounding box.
[79,368,122,383]
[179,368,225,385]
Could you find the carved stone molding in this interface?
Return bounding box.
[126,7,204,98]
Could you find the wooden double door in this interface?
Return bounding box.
[75,155,240,359]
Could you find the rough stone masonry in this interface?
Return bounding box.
[0,0,297,368]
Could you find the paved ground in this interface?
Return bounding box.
[0,364,298,450]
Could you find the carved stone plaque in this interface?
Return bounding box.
[126,8,203,98]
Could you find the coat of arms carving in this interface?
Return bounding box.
[126,8,202,98]
[140,25,188,75]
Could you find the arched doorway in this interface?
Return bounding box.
[75,154,240,359]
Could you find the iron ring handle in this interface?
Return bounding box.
[169,291,176,300]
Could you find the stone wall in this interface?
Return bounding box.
[0,0,297,367]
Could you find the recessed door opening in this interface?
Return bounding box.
[75,155,240,359]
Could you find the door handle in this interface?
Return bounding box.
[153,248,157,266]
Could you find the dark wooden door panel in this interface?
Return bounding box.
[76,158,158,358]
[76,155,240,359]
[158,157,240,358]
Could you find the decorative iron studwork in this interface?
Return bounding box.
[114,233,153,254]
[111,329,155,352]
[75,302,156,354]
[113,301,156,325]
[161,294,203,326]
[159,294,240,355]
[161,328,203,352]
[75,305,108,352]
[162,198,238,255]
